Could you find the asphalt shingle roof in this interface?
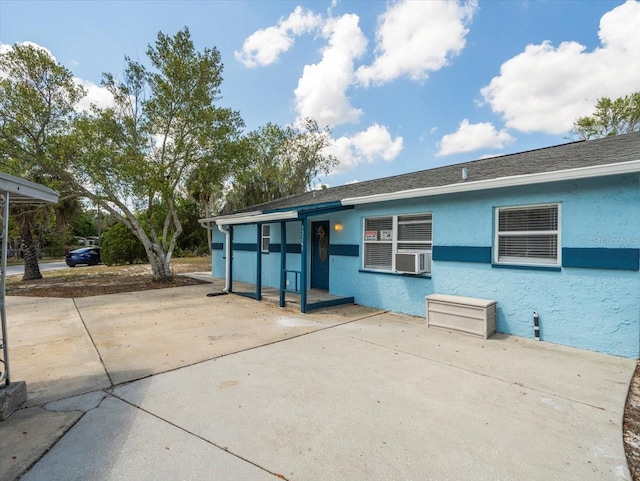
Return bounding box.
[234,131,640,214]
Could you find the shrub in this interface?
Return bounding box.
[101,223,147,265]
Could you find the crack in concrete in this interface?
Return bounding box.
[17,394,109,479]
[41,389,108,414]
[18,307,387,480]
[109,392,290,481]
[73,297,113,386]
[100,309,390,392]
[89,311,389,481]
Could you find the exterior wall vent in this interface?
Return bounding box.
[395,252,431,274]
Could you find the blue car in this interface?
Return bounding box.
[65,247,101,267]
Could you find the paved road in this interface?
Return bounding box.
[3,261,68,276]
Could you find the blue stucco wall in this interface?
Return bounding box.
[212,175,640,358]
[212,222,302,288]
[211,228,225,279]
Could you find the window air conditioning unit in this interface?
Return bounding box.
[395,252,431,274]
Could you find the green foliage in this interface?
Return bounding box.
[101,223,147,265]
[146,198,208,256]
[223,118,337,212]
[0,43,86,279]
[68,27,244,280]
[175,198,208,255]
[572,92,640,140]
[72,211,97,238]
[0,43,85,178]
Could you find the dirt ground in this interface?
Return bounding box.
[5,257,210,298]
[5,256,640,478]
[625,361,640,480]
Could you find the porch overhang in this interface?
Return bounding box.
[199,201,354,229]
[199,210,298,228]
[201,202,355,314]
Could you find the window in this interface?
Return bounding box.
[261,224,270,253]
[495,203,560,266]
[363,213,432,271]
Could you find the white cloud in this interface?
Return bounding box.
[356,0,477,86]
[1,41,113,112]
[481,0,640,134]
[0,41,57,79]
[437,119,514,156]
[235,6,322,68]
[294,13,367,127]
[0,41,56,59]
[73,78,114,112]
[324,123,403,173]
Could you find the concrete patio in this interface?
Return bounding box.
[0,284,635,480]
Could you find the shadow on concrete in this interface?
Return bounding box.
[2,285,381,480]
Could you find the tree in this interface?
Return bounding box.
[571,92,640,140]
[101,222,147,265]
[172,198,208,255]
[0,43,85,279]
[72,210,97,239]
[185,122,246,252]
[223,118,337,212]
[69,28,243,281]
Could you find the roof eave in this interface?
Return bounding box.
[198,210,263,227]
[211,210,299,227]
[342,159,640,206]
[216,210,298,225]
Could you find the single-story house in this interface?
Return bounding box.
[201,132,640,358]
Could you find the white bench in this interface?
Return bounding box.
[426,294,497,339]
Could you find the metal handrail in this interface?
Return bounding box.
[283,269,301,293]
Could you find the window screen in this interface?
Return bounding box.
[398,214,432,252]
[363,213,432,271]
[363,217,393,270]
[496,204,559,265]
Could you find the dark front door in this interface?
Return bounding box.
[311,220,330,291]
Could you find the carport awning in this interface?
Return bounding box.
[2,172,59,391]
[0,172,59,204]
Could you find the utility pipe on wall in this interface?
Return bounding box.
[217,223,231,293]
[533,311,540,341]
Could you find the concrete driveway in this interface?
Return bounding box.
[0,284,635,481]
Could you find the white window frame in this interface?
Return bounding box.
[362,213,432,272]
[494,203,561,267]
[261,224,270,253]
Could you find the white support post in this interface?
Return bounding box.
[1,191,10,386]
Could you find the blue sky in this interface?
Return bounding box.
[1,0,639,187]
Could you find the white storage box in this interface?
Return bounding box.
[426,294,497,339]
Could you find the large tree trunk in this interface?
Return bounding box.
[20,215,42,281]
[148,249,172,282]
[97,194,175,282]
